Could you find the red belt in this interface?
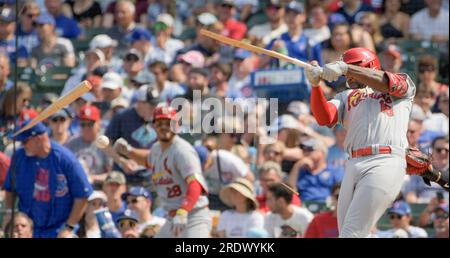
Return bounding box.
[351,146,391,158]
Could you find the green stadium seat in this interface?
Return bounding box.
[8,67,35,85]
[35,67,73,94]
[377,213,392,231]
[83,27,109,39]
[70,38,91,53]
[303,201,328,214]
[246,12,268,29]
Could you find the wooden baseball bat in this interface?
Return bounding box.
[280,182,299,196]
[13,80,92,137]
[200,29,313,69]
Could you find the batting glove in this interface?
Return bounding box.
[114,138,132,156]
[305,63,323,87]
[322,61,348,82]
[172,208,188,237]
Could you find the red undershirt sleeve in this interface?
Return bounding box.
[180,179,203,212]
[310,87,339,127]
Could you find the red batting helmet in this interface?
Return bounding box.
[153,106,177,121]
[342,47,381,70]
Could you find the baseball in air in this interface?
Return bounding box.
[95,135,110,149]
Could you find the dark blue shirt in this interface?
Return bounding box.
[105,107,156,149]
[267,32,323,66]
[54,14,81,39]
[336,3,374,24]
[418,130,445,153]
[327,144,348,177]
[4,141,93,238]
[296,166,343,202]
[17,24,40,54]
[0,37,29,64]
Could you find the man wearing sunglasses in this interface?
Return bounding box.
[432,203,449,238]
[116,209,140,238]
[377,200,428,238]
[2,122,93,238]
[121,186,166,234]
[66,105,112,187]
[217,0,247,40]
[287,138,343,202]
[248,0,288,45]
[114,106,211,238]
[151,13,184,66]
[404,136,449,203]
[48,108,72,145]
[0,7,29,66]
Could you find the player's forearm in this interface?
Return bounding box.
[180,179,203,212]
[66,198,89,226]
[346,65,390,93]
[127,148,151,167]
[310,87,338,126]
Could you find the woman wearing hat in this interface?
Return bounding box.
[216,178,265,238]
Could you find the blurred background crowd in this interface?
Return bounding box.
[0,0,448,238]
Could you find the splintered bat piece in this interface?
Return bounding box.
[13,80,92,137]
[200,29,313,70]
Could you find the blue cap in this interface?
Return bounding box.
[127,28,153,44]
[35,13,55,26]
[435,203,449,214]
[49,108,72,120]
[388,201,411,216]
[116,209,139,223]
[194,145,209,167]
[13,121,48,142]
[121,186,151,201]
[0,7,15,22]
[234,49,251,60]
[285,1,304,14]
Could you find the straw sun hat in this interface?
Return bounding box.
[219,178,258,209]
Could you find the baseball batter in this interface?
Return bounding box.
[114,106,211,238]
[305,47,415,237]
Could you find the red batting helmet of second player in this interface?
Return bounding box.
[342,47,381,70]
[153,106,177,121]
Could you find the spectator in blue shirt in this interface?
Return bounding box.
[0,7,29,65]
[336,0,374,24]
[2,122,93,238]
[45,0,81,39]
[266,1,323,67]
[102,171,127,225]
[18,1,41,55]
[327,125,349,176]
[288,139,343,202]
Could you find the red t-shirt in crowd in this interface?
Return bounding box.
[223,19,247,40]
[257,193,302,214]
[304,211,339,238]
[0,152,10,187]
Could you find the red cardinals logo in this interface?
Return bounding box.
[347,89,394,116]
[163,158,173,175]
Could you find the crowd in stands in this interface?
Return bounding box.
[0,0,448,238]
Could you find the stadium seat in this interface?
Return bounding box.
[35,67,73,93]
[70,38,91,53]
[83,27,110,39]
[246,12,268,29]
[8,67,35,85]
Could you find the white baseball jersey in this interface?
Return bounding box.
[147,135,209,211]
[330,74,416,154]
